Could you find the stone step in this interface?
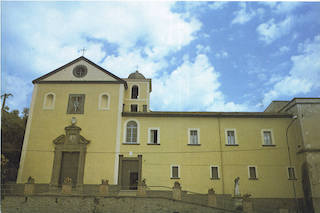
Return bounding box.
[118,190,137,196]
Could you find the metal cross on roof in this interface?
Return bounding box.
[78,48,87,56]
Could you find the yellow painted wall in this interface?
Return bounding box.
[18,83,123,184]
[120,116,303,198]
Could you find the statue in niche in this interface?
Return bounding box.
[73,96,80,112]
[234,177,240,196]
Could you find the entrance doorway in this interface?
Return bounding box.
[59,152,80,187]
[129,172,138,190]
[118,155,142,190]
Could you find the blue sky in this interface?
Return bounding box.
[2,1,320,113]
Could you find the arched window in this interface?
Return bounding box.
[126,121,138,143]
[99,93,110,110]
[43,93,55,109]
[131,85,139,99]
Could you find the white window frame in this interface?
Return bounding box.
[148,128,160,144]
[98,93,110,110]
[261,129,275,146]
[248,165,258,179]
[287,167,297,180]
[170,165,180,179]
[188,128,200,145]
[225,129,237,145]
[130,84,140,100]
[123,119,140,144]
[130,104,139,112]
[210,165,220,179]
[43,92,56,110]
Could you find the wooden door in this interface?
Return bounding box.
[59,152,80,186]
[129,172,138,190]
[121,160,139,190]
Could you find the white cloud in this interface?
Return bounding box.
[151,54,248,112]
[6,2,201,73]
[272,46,290,56]
[274,2,301,14]
[4,2,202,110]
[209,2,228,10]
[196,44,211,54]
[256,16,294,44]
[232,2,256,25]
[260,2,301,14]
[214,50,229,59]
[279,46,290,53]
[263,35,320,105]
[102,49,167,78]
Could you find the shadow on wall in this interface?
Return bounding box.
[301,162,314,213]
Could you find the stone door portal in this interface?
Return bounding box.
[59,152,80,186]
[50,123,90,190]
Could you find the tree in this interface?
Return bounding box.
[1,107,28,182]
[1,93,13,110]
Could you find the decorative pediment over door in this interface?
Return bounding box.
[50,124,90,188]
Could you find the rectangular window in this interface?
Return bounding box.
[131,104,138,112]
[226,130,236,145]
[149,129,159,144]
[288,167,296,180]
[248,166,257,179]
[143,105,147,112]
[210,166,219,179]
[67,94,85,114]
[171,165,180,179]
[188,128,200,145]
[190,130,198,144]
[263,131,273,145]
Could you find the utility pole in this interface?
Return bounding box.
[1,93,13,111]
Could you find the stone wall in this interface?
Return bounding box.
[1,183,301,213]
[1,195,237,213]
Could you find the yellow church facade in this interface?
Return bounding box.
[17,57,320,211]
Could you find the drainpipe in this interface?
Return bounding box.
[218,117,225,194]
[286,115,298,212]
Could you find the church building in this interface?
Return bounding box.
[17,56,320,212]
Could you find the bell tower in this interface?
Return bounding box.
[122,70,152,113]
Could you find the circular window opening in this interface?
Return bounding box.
[73,65,88,78]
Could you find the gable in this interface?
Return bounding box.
[33,57,127,88]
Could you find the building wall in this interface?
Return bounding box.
[120,115,303,198]
[284,100,320,212]
[17,58,318,205]
[17,83,123,184]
